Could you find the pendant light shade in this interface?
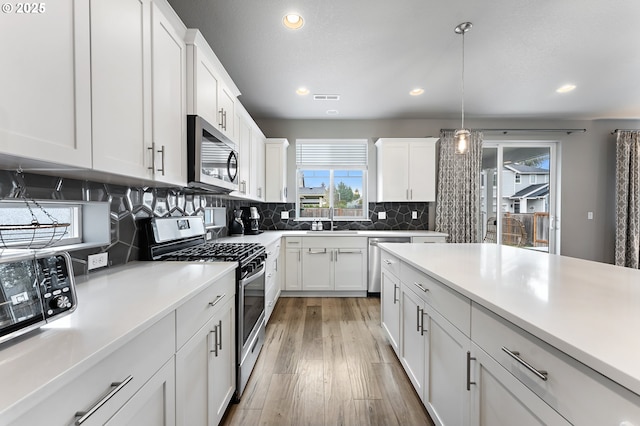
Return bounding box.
[454,22,472,155]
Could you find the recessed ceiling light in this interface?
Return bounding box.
[296,87,310,95]
[556,84,576,93]
[326,110,339,115]
[409,88,424,96]
[283,13,304,29]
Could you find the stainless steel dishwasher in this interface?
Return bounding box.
[368,236,411,294]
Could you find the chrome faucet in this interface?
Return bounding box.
[329,207,335,231]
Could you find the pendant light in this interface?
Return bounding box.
[454,22,472,154]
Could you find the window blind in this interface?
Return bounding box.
[296,139,368,169]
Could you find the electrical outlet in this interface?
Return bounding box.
[88,253,108,270]
[412,211,418,219]
[378,211,386,220]
[281,211,290,219]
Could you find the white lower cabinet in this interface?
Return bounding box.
[300,237,368,292]
[265,239,282,322]
[423,303,470,426]
[380,262,401,356]
[106,357,176,426]
[11,313,176,426]
[400,284,428,399]
[284,237,302,291]
[176,270,236,426]
[469,343,570,426]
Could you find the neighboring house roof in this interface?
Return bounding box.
[504,164,549,174]
[509,183,549,199]
[299,187,326,197]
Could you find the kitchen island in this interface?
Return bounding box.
[379,242,640,425]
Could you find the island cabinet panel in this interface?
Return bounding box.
[471,303,640,426]
[380,259,401,356]
[469,342,571,426]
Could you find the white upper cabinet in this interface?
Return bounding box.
[265,139,289,203]
[231,103,265,201]
[185,29,239,142]
[0,1,92,168]
[375,138,438,202]
[91,0,187,186]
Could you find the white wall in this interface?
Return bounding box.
[257,117,640,264]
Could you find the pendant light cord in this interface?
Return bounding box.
[461,29,465,130]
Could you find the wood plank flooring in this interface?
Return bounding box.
[222,297,435,426]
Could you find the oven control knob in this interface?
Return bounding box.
[50,295,70,310]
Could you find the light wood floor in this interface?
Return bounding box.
[222,297,435,426]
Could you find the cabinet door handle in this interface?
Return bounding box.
[466,351,477,391]
[210,326,219,357]
[208,294,225,308]
[501,347,548,381]
[219,108,225,128]
[416,306,422,332]
[414,282,429,293]
[406,189,409,200]
[147,143,156,172]
[217,320,223,352]
[275,258,278,272]
[156,145,166,175]
[410,189,413,200]
[421,309,428,336]
[393,284,399,304]
[75,375,134,425]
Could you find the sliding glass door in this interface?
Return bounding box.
[480,142,559,254]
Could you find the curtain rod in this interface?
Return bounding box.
[440,128,586,135]
[611,129,639,135]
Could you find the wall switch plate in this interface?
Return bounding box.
[88,253,108,270]
[281,211,290,219]
[587,211,594,220]
[378,211,386,220]
[412,211,418,219]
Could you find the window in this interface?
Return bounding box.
[0,200,109,249]
[530,174,537,184]
[515,173,521,184]
[296,139,368,221]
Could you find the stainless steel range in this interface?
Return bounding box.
[141,216,266,399]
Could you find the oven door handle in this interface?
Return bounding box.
[240,262,266,286]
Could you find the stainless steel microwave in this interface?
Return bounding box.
[0,251,77,345]
[187,115,239,193]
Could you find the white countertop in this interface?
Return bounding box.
[0,261,237,422]
[379,243,640,397]
[218,230,448,245]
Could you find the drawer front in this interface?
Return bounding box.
[380,251,400,278]
[303,236,367,249]
[471,303,640,425]
[13,313,176,426]
[176,269,235,350]
[285,237,302,248]
[265,240,281,259]
[412,236,447,243]
[400,262,470,336]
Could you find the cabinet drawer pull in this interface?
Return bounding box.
[208,294,225,308]
[466,351,477,391]
[501,347,548,381]
[308,249,327,254]
[383,259,393,265]
[75,375,134,425]
[414,282,429,293]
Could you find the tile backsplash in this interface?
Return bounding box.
[0,171,430,275]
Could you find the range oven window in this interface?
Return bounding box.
[241,266,265,345]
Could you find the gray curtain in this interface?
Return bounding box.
[435,130,483,243]
[615,130,640,268]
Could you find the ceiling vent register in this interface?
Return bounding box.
[313,94,341,101]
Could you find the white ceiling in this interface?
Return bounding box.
[168,0,640,121]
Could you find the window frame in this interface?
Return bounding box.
[295,139,369,222]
